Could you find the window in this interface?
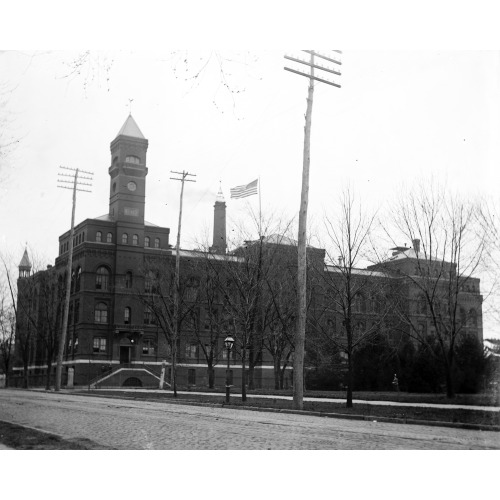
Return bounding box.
[125,155,140,164]
[154,237,160,249]
[417,323,426,336]
[144,236,150,248]
[124,307,131,324]
[144,308,157,325]
[188,369,196,385]
[204,307,219,330]
[222,348,234,360]
[75,267,82,292]
[74,299,80,324]
[142,338,156,355]
[460,307,467,326]
[94,302,108,323]
[96,231,102,243]
[71,269,76,293]
[468,309,478,327]
[185,343,198,359]
[353,294,366,314]
[327,318,336,335]
[122,233,128,244]
[95,266,110,290]
[186,277,200,301]
[107,232,113,243]
[132,234,138,246]
[417,295,427,314]
[125,271,133,289]
[93,337,107,353]
[74,337,79,353]
[145,270,158,294]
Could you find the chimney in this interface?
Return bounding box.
[210,186,226,254]
[412,239,420,253]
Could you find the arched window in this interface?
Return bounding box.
[154,237,160,249]
[125,271,133,289]
[96,231,102,243]
[353,294,366,314]
[75,267,82,292]
[327,318,336,335]
[417,295,427,314]
[70,269,76,293]
[122,233,128,244]
[95,266,110,290]
[132,234,139,246]
[106,232,113,243]
[124,307,131,324]
[94,302,108,323]
[144,236,150,248]
[125,155,140,164]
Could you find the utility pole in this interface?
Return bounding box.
[55,166,93,391]
[169,170,196,397]
[284,50,341,409]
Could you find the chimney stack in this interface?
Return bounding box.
[210,186,227,254]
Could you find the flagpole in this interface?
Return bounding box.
[258,177,262,238]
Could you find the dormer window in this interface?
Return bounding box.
[125,155,140,165]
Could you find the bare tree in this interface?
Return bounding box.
[0,289,16,387]
[310,188,386,407]
[377,182,489,398]
[135,254,197,396]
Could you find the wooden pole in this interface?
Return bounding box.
[294,52,315,410]
[55,169,78,391]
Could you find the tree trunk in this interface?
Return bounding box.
[248,344,255,390]
[46,358,52,390]
[208,364,215,389]
[445,353,455,399]
[241,348,247,402]
[273,357,280,390]
[346,351,353,408]
[23,359,29,389]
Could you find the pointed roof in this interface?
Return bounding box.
[19,248,31,269]
[116,114,146,139]
[216,184,225,203]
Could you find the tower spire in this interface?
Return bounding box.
[18,246,32,278]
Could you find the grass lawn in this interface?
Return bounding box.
[82,388,500,428]
[0,420,109,450]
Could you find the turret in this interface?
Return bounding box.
[18,248,31,278]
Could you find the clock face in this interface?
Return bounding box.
[127,181,137,192]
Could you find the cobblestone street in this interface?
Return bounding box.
[0,389,498,450]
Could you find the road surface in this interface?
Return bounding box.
[0,389,498,450]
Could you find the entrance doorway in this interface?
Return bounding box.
[120,346,131,364]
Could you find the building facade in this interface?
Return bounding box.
[12,116,483,390]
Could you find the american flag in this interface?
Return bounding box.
[230,179,259,199]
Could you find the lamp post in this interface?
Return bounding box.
[224,336,235,403]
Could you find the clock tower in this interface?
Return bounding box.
[108,115,148,223]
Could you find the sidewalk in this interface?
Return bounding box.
[71,388,500,412]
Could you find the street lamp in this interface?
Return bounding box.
[224,336,235,403]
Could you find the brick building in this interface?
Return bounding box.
[12,115,483,390]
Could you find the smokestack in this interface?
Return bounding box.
[210,187,226,254]
[412,239,420,253]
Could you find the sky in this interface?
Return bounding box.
[1,49,499,338]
